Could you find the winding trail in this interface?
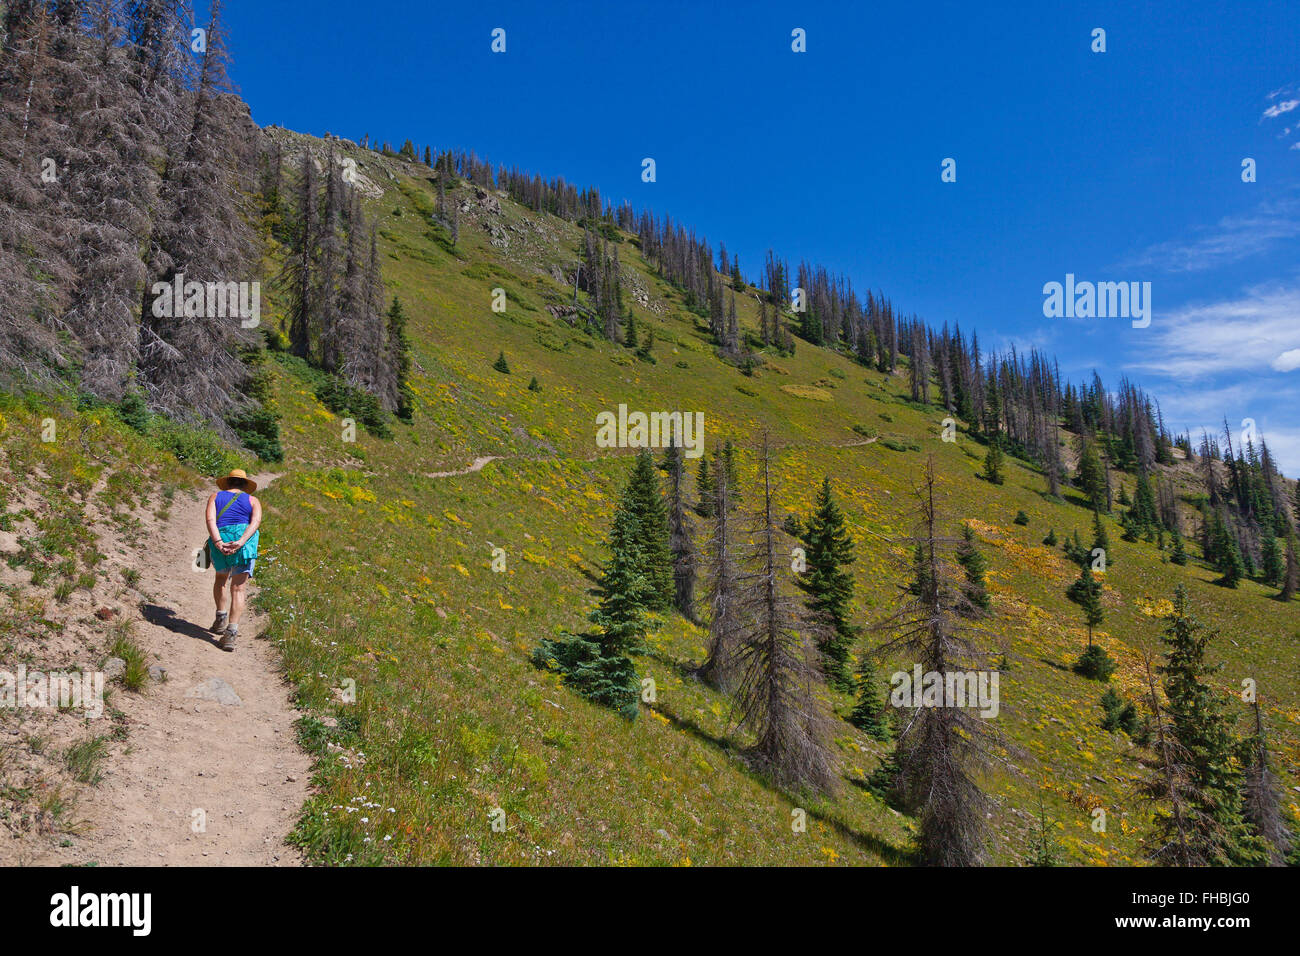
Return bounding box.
[65,473,309,866]
[423,455,502,479]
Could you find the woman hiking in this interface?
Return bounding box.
[205,469,262,652]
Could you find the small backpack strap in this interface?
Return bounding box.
[215,490,243,521]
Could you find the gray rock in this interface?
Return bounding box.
[186,677,242,707]
[149,665,167,682]
[102,657,126,679]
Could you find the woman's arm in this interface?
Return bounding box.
[233,496,263,548]
[205,493,221,545]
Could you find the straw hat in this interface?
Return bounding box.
[215,468,258,493]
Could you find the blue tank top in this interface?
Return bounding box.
[215,489,253,527]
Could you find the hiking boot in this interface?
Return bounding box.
[210,610,228,633]
[218,627,238,652]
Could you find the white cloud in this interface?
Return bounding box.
[1125,283,1300,378]
[1121,199,1300,273]
[1272,348,1300,372]
[1263,99,1299,119]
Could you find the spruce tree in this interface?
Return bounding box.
[955,524,991,616]
[1130,469,1159,534]
[1170,529,1188,566]
[798,477,858,692]
[849,668,892,741]
[624,448,674,610]
[1090,508,1110,568]
[1260,533,1283,586]
[695,456,714,518]
[385,297,414,422]
[492,350,510,374]
[623,308,637,348]
[1157,586,1267,865]
[982,438,1004,485]
[531,463,664,718]
[1076,440,1106,511]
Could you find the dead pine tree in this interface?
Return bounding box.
[729,431,840,796]
[663,438,697,622]
[1136,656,1197,866]
[698,458,738,689]
[1242,698,1293,865]
[871,456,996,866]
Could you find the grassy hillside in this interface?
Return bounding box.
[167,132,1300,864]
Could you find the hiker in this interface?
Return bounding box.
[205,469,263,652]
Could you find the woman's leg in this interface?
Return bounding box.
[213,571,231,612]
[227,571,251,630]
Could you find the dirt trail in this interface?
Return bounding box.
[60,474,310,866]
[423,455,502,479]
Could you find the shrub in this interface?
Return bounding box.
[1074,644,1117,681]
[1043,528,1058,546]
[148,416,244,475]
[314,378,391,439]
[117,391,149,432]
[227,406,284,463]
[1014,510,1030,526]
[1099,687,1139,734]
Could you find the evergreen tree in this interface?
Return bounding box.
[849,668,892,741]
[695,456,714,518]
[1156,586,1267,865]
[798,477,858,691]
[1076,439,1107,511]
[1090,508,1110,568]
[1170,529,1188,566]
[492,350,510,374]
[982,438,1004,485]
[385,297,414,422]
[955,524,991,616]
[624,448,674,610]
[1026,797,1063,866]
[1067,565,1105,651]
[1260,533,1283,586]
[531,481,651,719]
[623,307,637,348]
[1100,686,1138,735]
[720,440,741,503]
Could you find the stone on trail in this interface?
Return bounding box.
[186,677,243,707]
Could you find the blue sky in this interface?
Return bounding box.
[222,0,1300,470]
